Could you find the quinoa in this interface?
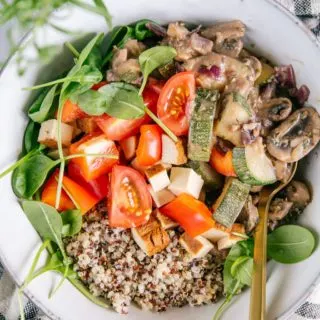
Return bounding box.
[66,203,224,314]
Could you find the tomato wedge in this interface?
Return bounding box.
[69,133,119,181]
[136,125,162,166]
[67,161,109,200]
[108,165,152,228]
[157,72,195,136]
[62,175,100,214]
[210,146,237,177]
[41,170,75,212]
[91,81,108,91]
[95,83,160,141]
[160,193,215,237]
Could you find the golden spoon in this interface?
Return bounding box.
[249,162,298,320]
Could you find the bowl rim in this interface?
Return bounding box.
[0,1,319,319]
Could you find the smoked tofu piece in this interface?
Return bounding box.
[154,209,178,229]
[179,233,213,259]
[168,167,204,199]
[217,223,246,250]
[38,119,73,148]
[161,135,187,165]
[148,185,176,208]
[119,135,138,160]
[76,117,99,134]
[201,221,231,242]
[145,164,170,192]
[131,216,170,256]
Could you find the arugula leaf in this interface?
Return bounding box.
[22,201,66,259]
[23,121,41,154]
[102,25,134,66]
[12,154,58,198]
[138,46,177,94]
[73,82,145,119]
[61,209,82,236]
[267,225,315,264]
[92,0,112,29]
[230,256,253,286]
[28,85,58,123]
[134,19,154,40]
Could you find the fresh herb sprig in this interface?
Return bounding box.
[0,0,112,75]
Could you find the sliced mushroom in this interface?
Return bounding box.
[237,195,259,233]
[286,180,311,207]
[200,20,245,57]
[272,158,293,183]
[258,97,292,122]
[242,56,262,81]
[268,198,293,221]
[267,107,320,162]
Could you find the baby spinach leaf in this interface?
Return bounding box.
[267,225,315,264]
[69,277,110,309]
[230,256,253,287]
[23,121,41,154]
[12,154,58,198]
[22,201,66,259]
[134,19,154,40]
[74,82,145,119]
[138,46,177,94]
[61,209,82,237]
[28,85,57,123]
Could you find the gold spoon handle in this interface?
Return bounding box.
[250,190,269,320]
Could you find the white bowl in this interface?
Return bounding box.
[0,0,320,319]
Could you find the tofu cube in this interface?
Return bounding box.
[132,216,170,256]
[154,209,178,229]
[217,224,246,250]
[201,221,231,242]
[161,134,187,165]
[145,164,170,192]
[76,117,99,134]
[38,119,73,148]
[148,185,176,208]
[179,233,213,259]
[168,167,204,199]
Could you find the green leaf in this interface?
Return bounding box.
[138,46,177,94]
[28,85,57,123]
[74,82,145,119]
[61,209,82,237]
[134,19,154,40]
[102,25,134,66]
[21,201,66,258]
[68,277,110,309]
[23,121,40,154]
[267,225,315,264]
[230,256,253,286]
[92,0,112,29]
[12,154,58,198]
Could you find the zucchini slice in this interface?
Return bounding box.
[232,138,277,186]
[186,160,223,190]
[188,89,218,161]
[213,178,250,228]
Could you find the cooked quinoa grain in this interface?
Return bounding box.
[66,204,224,314]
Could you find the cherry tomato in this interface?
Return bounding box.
[41,170,75,212]
[157,72,195,136]
[69,133,119,181]
[160,193,215,237]
[95,83,161,141]
[210,146,237,177]
[136,125,162,166]
[108,165,152,228]
[67,161,109,200]
[119,135,138,160]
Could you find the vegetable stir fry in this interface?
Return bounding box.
[1,19,320,319]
